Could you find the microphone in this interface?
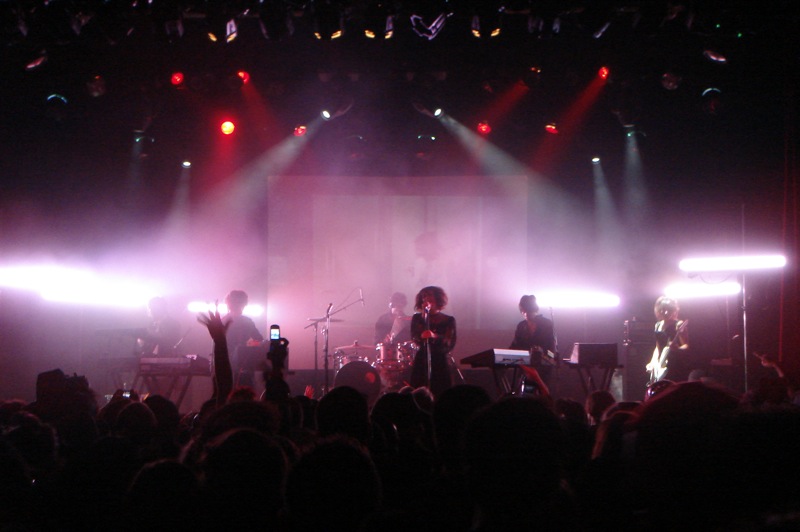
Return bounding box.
[359,288,365,307]
[326,303,333,315]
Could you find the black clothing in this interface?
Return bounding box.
[140,316,182,356]
[509,315,555,354]
[410,312,456,398]
[224,314,264,387]
[654,319,689,381]
[374,312,411,345]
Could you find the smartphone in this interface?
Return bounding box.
[270,324,280,341]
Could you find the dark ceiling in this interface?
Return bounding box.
[0,1,797,233]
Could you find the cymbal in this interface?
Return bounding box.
[335,342,375,351]
[307,317,344,322]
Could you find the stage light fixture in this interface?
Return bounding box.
[170,71,185,87]
[313,0,344,40]
[661,71,681,90]
[412,101,444,119]
[86,75,106,97]
[294,125,308,136]
[25,52,48,71]
[470,1,503,39]
[363,0,395,39]
[205,4,239,44]
[409,0,451,40]
[220,120,236,135]
[545,122,558,134]
[477,121,491,135]
[320,97,354,121]
[701,87,723,115]
[237,70,250,84]
[591,156,600,164]
[598,66,610,80]
[258,0,294,41]
[182,160,191,168]
[703,49,727,63]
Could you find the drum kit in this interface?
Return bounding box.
[332,340,418,398]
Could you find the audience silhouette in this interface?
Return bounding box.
[2,314,800,531]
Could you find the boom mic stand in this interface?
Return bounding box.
[425,306,432,388]
[305,296,365,396]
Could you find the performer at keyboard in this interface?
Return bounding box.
[509,294,556,388]
[374,291,411,345]
[137,296,182,357]
[647,296,689,383]
[223,290,264,387]
[409,286,456,398]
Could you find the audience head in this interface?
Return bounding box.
[316,385,371,445]
[286,435,382,532]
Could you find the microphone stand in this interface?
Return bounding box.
[425,307,432,389]
[305,298,365,397]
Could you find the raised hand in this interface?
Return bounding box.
[197,305,230,344]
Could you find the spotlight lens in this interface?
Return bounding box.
[321,110,332,120]
[237,71,250,84]
[220,121,235,135]
[433,108,443,117]
[591,157,600,164]
[598,66,610,80]
[477,121,491,135]
[294,125,307,137]
[171,72,185,86]
[545,123,558,134]
[182,160,191,168]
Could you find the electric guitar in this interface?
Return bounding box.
[646,319,688,384]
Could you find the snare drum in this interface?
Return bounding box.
[376,342,399,362]
[334,350,368,372]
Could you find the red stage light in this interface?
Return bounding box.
[598,66,610,80]
[237,70,250,84]
[170,72,185,86]
[477,121,492,135]
[294,125,307,137]
[545,123,559,134]
[220,121,235,135]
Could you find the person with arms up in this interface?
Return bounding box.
[410,286,456,398]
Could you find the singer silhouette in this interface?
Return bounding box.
[409,286,456,398]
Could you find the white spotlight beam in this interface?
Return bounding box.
[664,281,742,299]
[534,290,621,309]
[0,265,159,307]
[187,301,264,318]
[679,254,786,272]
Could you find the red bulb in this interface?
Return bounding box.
[294,125,307,137]
[170,72,185,86]
[545,123,559,134]
[477,121,492,135]
[237,70,250,84]
[220,121,235,135]
[598,66,610,80]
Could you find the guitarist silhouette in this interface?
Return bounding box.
[646,296,689,384]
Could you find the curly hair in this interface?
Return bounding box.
[414,286,448,311]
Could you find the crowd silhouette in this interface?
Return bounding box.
[2,310,800,531]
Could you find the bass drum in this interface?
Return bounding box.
[334,361,381,405]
